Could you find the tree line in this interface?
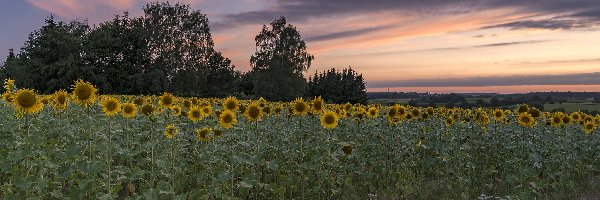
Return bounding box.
[0,2,368,104]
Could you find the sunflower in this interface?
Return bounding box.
[493,109,505,121]
[550,114,563,127]
[158,92,175,109]
[194,127,213,142]
[200,105,212,118]
[262,106,272,116]
[188,106,203,122]
[516,104,529,115]
[274,106,283,115]
[40,96,50,105]
[387,106,398,123]
[101,96,121,116]
[366,107,378,119]
[134,97,146,105]
[311,96,324,114]
[1,91,13,102]
[3,78,15,91]
[320,111,339,129]
[529,108,541,118]
[292,97,309,116]
[51,90,69,111]
[171,105,182,117]
[584,121,596,134]
[141,104,155,116]
[12,89,44,114]
[562,115,572,124]
[122,102,137,118]
[397,105,408,118]
[445,117,455,127]
[219,110,237,129]
[570,112,582,123]
[182,99,192,110]
[71,79,98,107]
[245,103,263,121]
[517,112,535,128]
[222,96,239,111]
[163,124,179,139]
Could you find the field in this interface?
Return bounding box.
[1,80,600,199]
[544,102,600,113]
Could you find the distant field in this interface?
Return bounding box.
[369,98,412,105]
[544,102,600,112]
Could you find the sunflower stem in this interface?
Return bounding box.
[107,119,112,195]
[171,136,176,197]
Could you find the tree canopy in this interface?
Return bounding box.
[0,5,368,102]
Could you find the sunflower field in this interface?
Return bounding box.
[1,78,599,199]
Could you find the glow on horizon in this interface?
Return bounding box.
[369,85,600,94]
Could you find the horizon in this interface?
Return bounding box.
[2,0,600,93]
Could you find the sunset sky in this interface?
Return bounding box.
[1,0,600,93]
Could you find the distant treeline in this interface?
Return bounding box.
[369,92,600,113]
[0,2,368,104]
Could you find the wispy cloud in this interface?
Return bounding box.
[340,40,552,57]
[305,25,395,42]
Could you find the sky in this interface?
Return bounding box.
[1,0,600,93]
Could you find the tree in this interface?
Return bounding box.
[2,3,239,96]
[249,17,313,101]
[1,16,92,93]
[307,67,368,104]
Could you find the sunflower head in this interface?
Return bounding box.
[158,92,175,109]
[163,124,179,139]
[219,109,237,129]
[182,99,192,110]
[445,117,455,127]
[311,96,324,114]
[171,105,182,117]
[584,121,596,134]
[12,89,44,115]
[200,105,212,117]
[122,102,137,118]
[50,90,69,111]
[493,109,505,120]
[2,91,13,102]
[223,96,239,111]
[245,103,263,121]
[188,106,203,122]
[134,97,146,105]
[366,107,378,119]
[3,78,15,91]
[141,103,155,116]
[292,97,309,116]
[71,79,98,107]
[551,114,563,127]
[101,96,121,116]
[194,127,213,142]
[516,104,530,115]
[320,111,339,129]
[517,112,535,128]
[562,115,572,124]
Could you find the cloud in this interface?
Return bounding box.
[367,72,600,88]
[215,0,600,31]
[344,40,552,57]
[305,25,395,42]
